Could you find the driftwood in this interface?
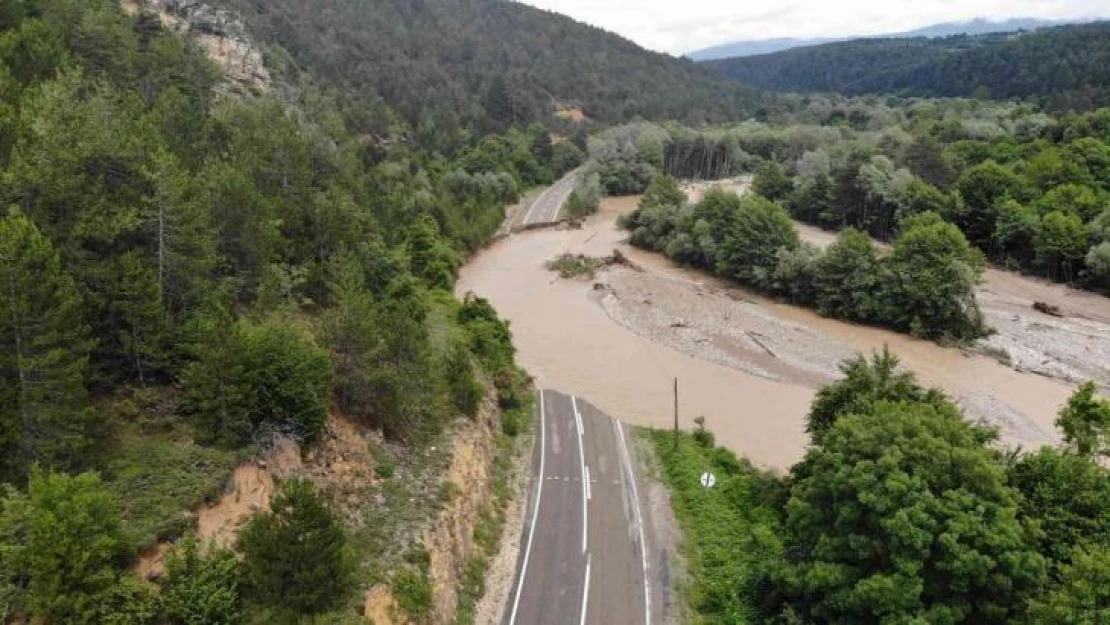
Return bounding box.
[1033,301,1064,317]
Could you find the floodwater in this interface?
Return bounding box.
[457,197,1090,470]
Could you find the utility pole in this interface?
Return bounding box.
[673,377,679,450]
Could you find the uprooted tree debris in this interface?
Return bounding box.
[546,249,641,280]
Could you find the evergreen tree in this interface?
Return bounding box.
[0,485,29,620]
[239,479,349,616]
[163,538,241,625]
[0,209,94,483]
[26,470,129,625]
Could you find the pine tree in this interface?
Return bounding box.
[0,209,94,483]
[26,470,128,625]
[239,479,349,615]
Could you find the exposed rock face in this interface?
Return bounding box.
[123,0,271,95]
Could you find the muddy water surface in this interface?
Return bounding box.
[458,197,1084,470]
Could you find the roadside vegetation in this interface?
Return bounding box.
[653,349,1110,624]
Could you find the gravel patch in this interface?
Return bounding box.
[597,267,851,388]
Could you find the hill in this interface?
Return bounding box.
[687,17,1076,61]
[702,22,1110,111]
[206,0,764,133]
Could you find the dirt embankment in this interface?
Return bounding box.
[423,392,503,623]
[136,397,514,625]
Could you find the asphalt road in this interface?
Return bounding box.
[505,390,652,625]
[521,172,578,226]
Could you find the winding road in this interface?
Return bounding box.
[505,390,655,625]
[521,171,578,226]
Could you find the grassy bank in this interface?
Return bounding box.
[646,426,786,624]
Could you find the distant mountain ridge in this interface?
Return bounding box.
[701,21,1110,112]
[688,17,1086,60]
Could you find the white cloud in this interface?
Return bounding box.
[515,0,1110,54]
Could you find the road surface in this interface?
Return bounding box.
[521,172,578,226]
[505,390,654,625]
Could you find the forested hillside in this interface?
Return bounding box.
[704,22,1110,111]
[205,0,764,139]
[0,0,548,621]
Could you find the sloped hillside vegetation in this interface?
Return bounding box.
[209,0,764,139]
[704,22,1110,112]
[0,0,538,622]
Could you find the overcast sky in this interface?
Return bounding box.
[516,0,1110,55]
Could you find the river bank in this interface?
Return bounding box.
[458,193,1103,469]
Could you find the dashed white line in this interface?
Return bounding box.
[579,553,591,625]
[617,419,652,625]
[584,465,592,501]
[509,390,546,625]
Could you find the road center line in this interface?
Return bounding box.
[616,419,652,625]
[579,553,591,625]
[572,395,588,554]
[508,390,546,625]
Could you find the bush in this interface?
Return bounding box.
[393,567,432,620]
[443,341,484,418]
[163,538,241,625]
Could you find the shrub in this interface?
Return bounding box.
[163,538,241,625]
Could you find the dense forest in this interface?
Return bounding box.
[206,0,765,140]
[654,351,1110,623]
[587,100,1110,300]
[704,22,1110,112]
[0,0,553,622]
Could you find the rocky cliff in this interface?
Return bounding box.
[122,0,270,95]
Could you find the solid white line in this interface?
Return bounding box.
[579,553,592,625]
[509,390,546,625]
[617,420,652,625]
[572,395,588,553]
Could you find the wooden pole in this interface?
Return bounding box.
[673,377,679,449]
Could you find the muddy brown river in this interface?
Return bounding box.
[458,196,1105,470]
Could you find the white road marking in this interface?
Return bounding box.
[509,390,546,625]
[616,419,652,625]
[522,172,575,225]
[573,395,588,554]
[579,553,591,625]
[585,465,592,501]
